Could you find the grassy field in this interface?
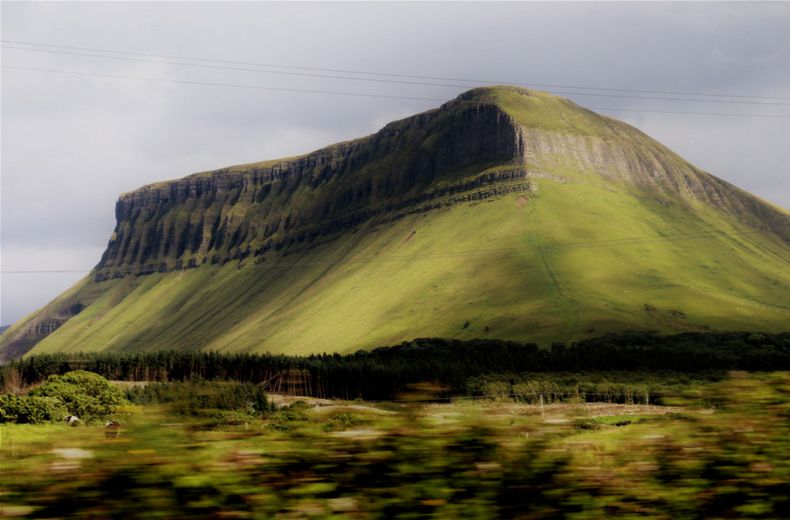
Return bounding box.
[26,173,790,356]
[1,372,788,518]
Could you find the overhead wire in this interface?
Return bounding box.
[4,38,789,102]
[1,270,90,274]
[3,65,790,119]
[3,41,787,325]
[0,65,447,102]
[3,43,790,107]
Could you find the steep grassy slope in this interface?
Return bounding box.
[2,87,789,360]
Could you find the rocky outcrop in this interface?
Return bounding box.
[95,97,529,280]
[3,86,788,363]
[0,304,85,364]
[94,86,789,283]
[519,126,790,240]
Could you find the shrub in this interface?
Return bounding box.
[207,410,259,427]
[0,395,66,424]
[572,418,602,431]
[29,370,126,421]
[322,411,365,432]
[270,401,310,431]
[127,381,271,418]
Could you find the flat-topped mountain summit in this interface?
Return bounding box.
[2,86,789,362]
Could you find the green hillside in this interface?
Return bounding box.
[2,87,789,360]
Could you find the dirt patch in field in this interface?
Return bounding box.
[269,394,333,408]
[268,394,395,414]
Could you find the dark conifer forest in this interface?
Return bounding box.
[4,332,788,401]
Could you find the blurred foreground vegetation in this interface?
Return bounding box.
[1,372,789,518]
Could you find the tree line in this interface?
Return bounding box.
[2,331,788,400]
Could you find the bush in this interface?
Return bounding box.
[322,411,365,432]
[29,370,126,421]
[572,417,602,431]
[127,380,271,418]
[207,410,259,427]
[270,401,310,431]
[0,395,66,424]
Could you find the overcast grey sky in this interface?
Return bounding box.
[2,1,789,325]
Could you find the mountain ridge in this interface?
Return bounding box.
[2,86,788,362]
[98,86,790,280]
[96,90,529,280]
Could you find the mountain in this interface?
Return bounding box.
[2,86,789,362]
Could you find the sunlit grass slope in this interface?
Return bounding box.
[30,172,790,356]
[7,86,789,358]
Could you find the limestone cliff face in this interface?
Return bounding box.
[93,86,789,282]
[96,96,529,280]
[516,124,790,241]
[2,86,789,363]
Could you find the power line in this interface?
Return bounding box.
[1,270,89,274]
[0,44,476,90]
[4,43,790,107]
[0,65,446,102]
[4,38,789,102]
[590,106,790,120]
[4,65,789,119]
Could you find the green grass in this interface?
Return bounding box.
[7,85,790,357]
[28,170,790,356]
[486,86,621,137]
[1,373,788,518]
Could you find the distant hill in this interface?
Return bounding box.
[2,86,788,362]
